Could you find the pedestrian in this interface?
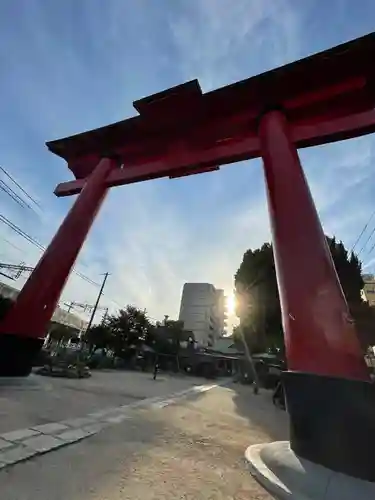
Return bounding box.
[153,361,159,380]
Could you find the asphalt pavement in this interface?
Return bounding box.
[0,381,289,500]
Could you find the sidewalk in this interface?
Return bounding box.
[0,370,207,434]
[0,381,289,499]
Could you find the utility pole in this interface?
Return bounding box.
[65,301,74,313]
[101,307,109,325]
[85,272,110,334]
[235,287,260,394]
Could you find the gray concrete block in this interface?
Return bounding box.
[0,445,37,465]
[0,438,15,450]
[22,434,65,453]
[62,417,95,428]
[56,428,90,443]
[31,422,69,434]
[1,428,40,442]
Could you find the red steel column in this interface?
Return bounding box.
[258,110,369,381]
[0,157,116,339]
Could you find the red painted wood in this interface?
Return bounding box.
[54,108,375,197]
[47,34,375,181]
[0,158,116,339]
[259,110,369,380]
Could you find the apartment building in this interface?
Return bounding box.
[178,283,227,347]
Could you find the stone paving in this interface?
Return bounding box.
[0,381,288,499]
[0,372,221,470]
[0,370,208,433]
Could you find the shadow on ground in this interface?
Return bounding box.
[229,381,289,441]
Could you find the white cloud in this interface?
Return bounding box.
[168,0,301,90]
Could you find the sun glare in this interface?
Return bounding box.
[227,292,236,316]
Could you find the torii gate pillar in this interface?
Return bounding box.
[0,158,116,376]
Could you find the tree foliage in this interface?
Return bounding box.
[83,306,194,370]
[83,324,113,352]
[106,305,153,356]
[234,236,374,354]
[84,305,154,357]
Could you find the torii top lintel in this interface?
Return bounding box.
[50,32,375,197]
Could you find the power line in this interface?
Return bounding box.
[0,180,30,210]
[0,169,41,216]
[1,237,23,253]
[351,209,375,253]
[366,238,375,256]
[0,166,41,208]
[0,215,44,250]
[0,214,99,287]
[0,213,126,307]
[358,225,375,256]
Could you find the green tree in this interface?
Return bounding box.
[163,317,186,371]
[235,243,282,353]
[234,236,370,354]
[151,317,188,371]
[83,324,113,353]
[106,305,153,357]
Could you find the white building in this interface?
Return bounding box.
[178,283,227,347]
[362,274,375,307]
[0,281,88,333]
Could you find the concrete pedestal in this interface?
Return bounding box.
[245,441,375,500]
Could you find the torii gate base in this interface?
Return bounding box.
[1,33,375,493]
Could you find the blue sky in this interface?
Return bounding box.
[0,0,374,329]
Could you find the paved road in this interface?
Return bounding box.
[0,370,206,433]
[0,382,288,500]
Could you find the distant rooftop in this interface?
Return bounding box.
[0,281,87,331]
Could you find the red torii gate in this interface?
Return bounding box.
[1,32,375,482]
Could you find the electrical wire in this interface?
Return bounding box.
[0,212,126,306]
[0,180,30,210]
[366,238,375,256]
[0,171,40,216]
[0,215,44,250]
[1,237,23,253]
[0,166,41,208]
[0,165,126,304]
[351,209,375,253]
[0,214,100,286]
[358,225,375,256]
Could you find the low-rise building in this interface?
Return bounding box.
[362,274,375,307]
[0,281,87,333]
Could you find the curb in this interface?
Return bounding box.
[0,381,221,470]
[245,441,375,500]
